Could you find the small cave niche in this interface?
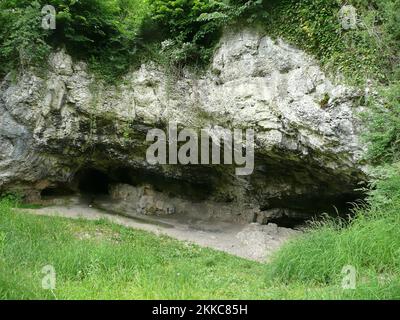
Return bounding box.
[73,166,214,200]
[40,184,75,198]
[260,191,366,228]
[77,168,111,195]
[109,167,215,201]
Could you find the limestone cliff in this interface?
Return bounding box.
[0,29,367,223]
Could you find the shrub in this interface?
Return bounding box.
[0,1,50,77]
[264,0,400,85]
[0,0,150,81]
[0,0,268,80]
[147,0,268,66]
[0,0,397,84]
[364,82,400,164]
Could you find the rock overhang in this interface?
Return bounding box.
[0,28,368,221]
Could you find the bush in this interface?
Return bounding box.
[264,0,400,85]
[148,0,268,66]
[0,0,150,81]
[0,1,397,83]
[364,82,400,164]
[0,0,268,80]
[0,1,50,77]
[51,0,150,80]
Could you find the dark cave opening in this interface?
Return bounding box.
[40,184,75,198]
[73,166,214,200]
[38,163,366,230]
[77,168,111,195]
[108,167,215,201]
[267,216,310,229]
[260,192,366,228]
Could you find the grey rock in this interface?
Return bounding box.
[0,29,368,220]
[236,222,300,260]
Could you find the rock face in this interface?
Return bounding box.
[0,29,367,223]
[109,183,256,223]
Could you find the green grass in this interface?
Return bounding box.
[0,198,271,300]
[266,165,400,300]
[266,215,400,299]
[0,196,399,300]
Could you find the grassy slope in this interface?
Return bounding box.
[0,199,399,300]
[0,199,270,300]
[267,214,400,299]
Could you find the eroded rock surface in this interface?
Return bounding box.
[0,29,367,222]
[236,223,300,260]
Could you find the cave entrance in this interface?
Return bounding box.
[41,184,74,198]
[267,216,309,229]
[77,168,110,195]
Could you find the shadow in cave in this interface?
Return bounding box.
[39,161,368,230]
[109,167,215,201]
[67,168,115,208]
[262,192,366,228]
[77,168,111,197]
[41,184,75,198]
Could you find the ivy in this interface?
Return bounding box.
[264,0,399,85]
[0,0,397,84]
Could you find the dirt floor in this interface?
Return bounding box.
[24,196,301,261]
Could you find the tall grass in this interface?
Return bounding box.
[266,165,400,299]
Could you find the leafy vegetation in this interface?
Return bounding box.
[265,0,400,85]
[0,0,149,80]
[0,0,267,81]
[148,0,267,67]
[0,0,398,83]
[363,82,400,164]
[0,1,50,76]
